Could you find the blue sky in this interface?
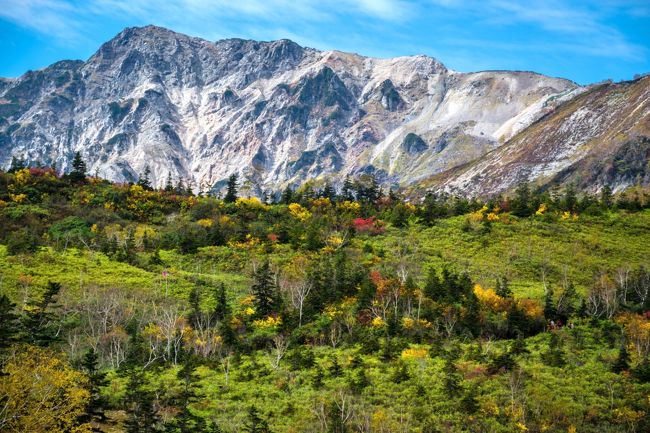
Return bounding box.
[0,0,648,85]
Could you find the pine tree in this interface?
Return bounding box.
[460,385,479,414]
[496,276,512,298]
[0,294,19,350]
[321,182,336,201]
[541,332,566,367]
[612,339,631,373]
[544,288,557,322]
[562,184,578,212]
[124,368,160,433]
[138,166,153,190]
[21,281,61,346]
[367,175,380,203]
[511,182,532,217]
[281,186,293,204]
[69,151,87,183]
[242,406,271,433]
[600,185,613,209]
[8,155,27,173]
[213,283,231,322]
[176,179,185,195]
[424,268,446,302]
[443,356,462,397]
[188,285,202,329]
[149,249,164,266]
[506,303,530,337]
[167,356,206,433]
[341,176,355,201]
[250,261,279,318]
[80,348,108,429]
[224,174,238,203]
[165,172,174,192]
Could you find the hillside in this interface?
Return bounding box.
[1,166,650,432]
[434,76,650,196]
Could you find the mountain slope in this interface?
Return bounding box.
[434,76,650,196]
[0,25,579,193]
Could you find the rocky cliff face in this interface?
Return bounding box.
[433,76,650,196]
[0,25,615,195]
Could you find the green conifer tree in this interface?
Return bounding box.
[224,174,238,203]
[69,151,87,183]
[250,261,279,318]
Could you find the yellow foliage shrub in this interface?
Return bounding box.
[288,202,312,221]
[474,284,508,312]
[0,346,91,433]
[401,347,428,360]
[253,315,282,329]
[197,218,214,228]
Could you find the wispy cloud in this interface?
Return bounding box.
[0,0,412,45]
[427,0,647,62]
[0,0,647,83]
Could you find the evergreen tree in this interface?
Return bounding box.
[390,203,409,228]
[69,151,87,183]
[442,356,462,397]
[425,268,446,302]
[281,186,294,204]
[328,357,342,377]
[80,348,108,430]
[462,289,482,337]
[165,172,174,192]
[600,185,613,208]
[341,176,355,201]
[250,261,280,318]
[420,192,449,224]
[21,281,61,346]
[562,184,578,212]
[188,285,202,329]
[124,368,160,433]
[185,182,194,196]
[556,281,578,323]
[242,406,271,433]
[0,294,19,350]
[321,182,336,202]
[166,356,206,433]
[460,385,479,414]
[224,174,238,203]
[511,182,532,217]
[213,283,231,322]
[541,332,566,367]
[612,339,631,373]
[138,166,153,190]
[176,179,185,195]
[391,361,410,383]
[496,276,512,298]
[506,303,530,337]
[8,155,27,173]
[544,288,557,322]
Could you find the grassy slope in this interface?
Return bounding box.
[2,211,650,431]
[2,210,649,304]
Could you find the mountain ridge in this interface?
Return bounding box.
[3,25,646,196]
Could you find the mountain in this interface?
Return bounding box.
[432,75,650,196]
[1,25,646,196]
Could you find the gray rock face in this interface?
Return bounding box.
[0,25,580,193]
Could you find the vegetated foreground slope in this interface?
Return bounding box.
[1,166,650,432]
[0,25,583,194]
[433,75,650,196]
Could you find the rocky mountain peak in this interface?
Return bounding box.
[4,25,643,197]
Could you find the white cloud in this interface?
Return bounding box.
[427,0,646,62]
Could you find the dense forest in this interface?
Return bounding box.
[1,155,650,433]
